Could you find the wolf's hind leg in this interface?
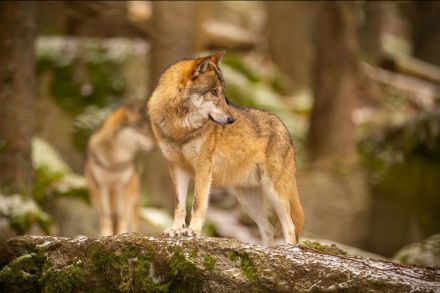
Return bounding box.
[163,165,190,236]
[234,187,274,246]
[98,187,113,236]
[262,174,297,245]
[85,167,113,235]
[128,174,141,233]
[117,173,140,234]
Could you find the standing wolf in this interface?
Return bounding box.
[85,103,154,236]
[148,51,304,245]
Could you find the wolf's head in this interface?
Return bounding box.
[120,103,154,152]
[173,51,235,126]
[182,50,234,125]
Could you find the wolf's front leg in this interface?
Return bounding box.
[163,165,190,236]
[187,165,213,237]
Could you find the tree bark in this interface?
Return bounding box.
[144,1,197,212]
[0,2,36,195]
[37,1,150,39]
[265,2,321,91]
[410,1,440,67]
[363,1,386,60]
[307,2,359,164]
[149,1,196,93]
[1,234,439,292]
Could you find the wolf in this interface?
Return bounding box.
[84,103,154,236]
[147,51,304,245]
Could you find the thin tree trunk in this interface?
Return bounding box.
[307,2,359,164]
[144,1,197,211]
[0,2,36,195]
[149,1,196,92]
[363,1,386,60]
[410,1,440,67]
[265,1,320,91]
[1,235,439,292]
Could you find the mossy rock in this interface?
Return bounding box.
[394,234,440,267]
[1,235,439,292]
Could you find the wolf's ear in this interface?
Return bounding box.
[211,50,225,64]
[192,57,210,79]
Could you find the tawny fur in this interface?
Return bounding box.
[148,51,304,245]
[84,104,154,236]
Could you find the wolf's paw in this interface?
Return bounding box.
[179,227,199,237]
[162,227,184,237]
[162,227,200,237]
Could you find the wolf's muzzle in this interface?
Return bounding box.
[209,113,235,125]
[226,116,235,124]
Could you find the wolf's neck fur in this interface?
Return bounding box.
[152,95,209,143]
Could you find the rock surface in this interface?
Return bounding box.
[1,234,439,292]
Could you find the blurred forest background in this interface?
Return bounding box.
[0,1,439,266]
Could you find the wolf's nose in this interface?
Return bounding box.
[226,117,235,124]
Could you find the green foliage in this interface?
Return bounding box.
[37,39,125,115]
[34,165,89,205]
[0,194,53,235]
[33,137,89,205]
[34,166,64,203]
[393,233,440,266]
[71,105,115,153]
[359,111,440,235]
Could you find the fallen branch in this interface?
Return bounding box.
[362,62,440,110]
[379,55,440,84]
[1,234,439,292]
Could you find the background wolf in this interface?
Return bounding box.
[148,51,304,245]
[85,103,154,236]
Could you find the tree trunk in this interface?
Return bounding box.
[145,1,197,212]
[149,1,196,92]
[307,3,359,164]
[0,2,36,195]
[265,2,321,91]
[363,1,386,60]
[1,235,439,292]
[410,1,440,67]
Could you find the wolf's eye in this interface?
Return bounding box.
[210,89,217,96]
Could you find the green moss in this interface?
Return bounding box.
[240,255,258,281]
[130,257,170,293]
[189,248,198,259]
[90,246,120,274]
[202,256,215,271]
[168,250,196,277]
[167,249,201,292]
[300,240,348,256]
[89,242,171,292]
[0,253,45,292]
[39,259,84,293]
[228,251,239,262]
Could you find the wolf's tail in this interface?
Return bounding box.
[289,180,304,238]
